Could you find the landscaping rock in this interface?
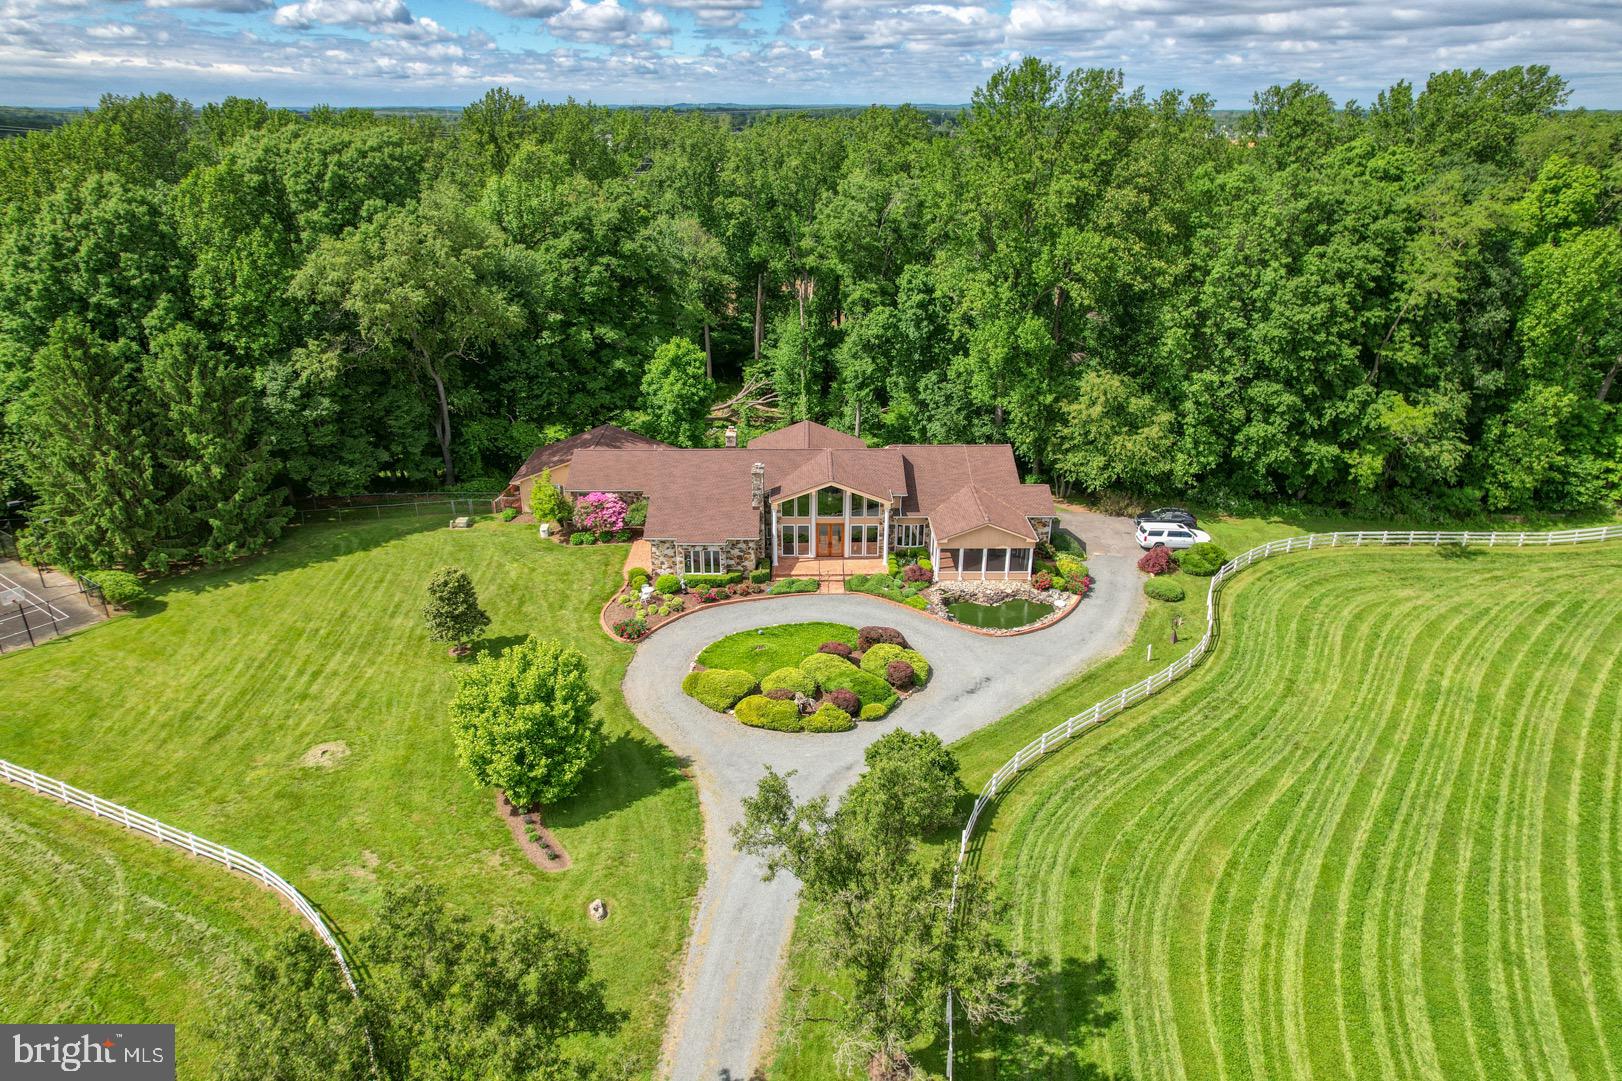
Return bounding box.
[589,898,608,922]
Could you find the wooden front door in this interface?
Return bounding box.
[816,523,843,557]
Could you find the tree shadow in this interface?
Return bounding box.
[472,633,531,657]
[925,953,1129,1080]
[1055,527,1089,558]
[1434,544,1486,561]
[544,731,691,829]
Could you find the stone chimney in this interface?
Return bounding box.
[751,462,765,510]
[724,425,738,448]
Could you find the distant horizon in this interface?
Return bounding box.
[3,0,1619,112]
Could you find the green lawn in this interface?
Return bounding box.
[695,621,859,678]
[957,544,1622,1080]
[0,515,702,1077]
[0,784,290,1076]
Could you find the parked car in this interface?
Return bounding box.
[1136,522,1212,550]
[1135,506,1197,528]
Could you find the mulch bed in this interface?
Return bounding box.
[604,581,773,640]
[498,793,571,872]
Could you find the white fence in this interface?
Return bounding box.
[0,758,355,990]
[944,522,1622,1077]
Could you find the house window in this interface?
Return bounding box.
[781,493,811,518]
[778,524,810,556]
[987,548,1008,575]
[817,486,846,517]
[850,524,880,555]
[963,548,985,573]
[894,522,927,548]
[1009,547,1032,574]
[684,547,723,575]
[851,495,883,518]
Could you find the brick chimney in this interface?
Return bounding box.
[751,462,765,510]
[725,425,738,448]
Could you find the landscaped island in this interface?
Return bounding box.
[681,622,930,733]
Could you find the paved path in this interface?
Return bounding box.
[624,513,1143,1079]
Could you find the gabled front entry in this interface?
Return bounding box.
[816,522,844,557]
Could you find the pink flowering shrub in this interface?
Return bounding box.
[573,492,629,533]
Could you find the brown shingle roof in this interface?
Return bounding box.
[554,438,1054,545]
[747,419,867,450]
[507,424,666,486]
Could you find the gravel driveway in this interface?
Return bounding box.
[623,513,1142,1079]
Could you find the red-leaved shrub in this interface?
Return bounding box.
[885,660,916,690]
[1137,547,1176,575]
[858,625,908,651]
[902,563,932,583]
[824,689,860,714]
[1033,570,1053,591]
[818,641,853,657]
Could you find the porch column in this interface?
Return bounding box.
[771,504,779,566]
[810,495,817,558]
[1003,547,1010,580]
[844,492,852,557]
[881,505,889,561]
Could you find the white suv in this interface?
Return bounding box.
[1136,521,1212,550]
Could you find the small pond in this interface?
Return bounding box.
[947,598,1055,630]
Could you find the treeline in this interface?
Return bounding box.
[2,62,1619,570]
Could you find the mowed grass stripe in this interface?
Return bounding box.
[957,545,1622,1081]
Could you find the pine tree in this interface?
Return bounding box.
[22,316,165,571]
[144,322,289,563]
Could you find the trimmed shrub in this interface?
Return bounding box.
[885,660,916,690]
[903,595,929,610]
[1055,554,1088,582]
[736,694,803,732]
[749,567,772,584]
[569,531,595,545]
[768,577,818,594]
[824,688,860,714]
[817,641,853,657]
[1175,541,1228,577]
[859,702,889,721]
[629,574,648,593]
[800,651,856,683]
[91,570,147,608]
[804,704,855,733]
[626,498,648,528]
[499,507,519,522]
[612,530,632,542]
[764,688,796,701]
[860,643,931,685]
[857,625,909,652]
[681,668,758,711]
[846,573,927,605]
[1137,547,1176,575]
[685,572,744,589]
[817,666,898,711]
[761,666,817,697]
[626,566,650,585]
[902,563,932,583]
[917,557,932,572]
[654,574,680,595]
[1144,577,1186,603]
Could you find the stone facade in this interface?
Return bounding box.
[648,537,765,578]
[1028,516,1054,543]
[648,538,680,577]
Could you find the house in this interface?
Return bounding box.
[491,424,666,514]
[503,420,1057,582]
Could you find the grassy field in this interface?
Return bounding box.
[956,543,1622,1080]
[0,784,292,1075]
[0,514,702,1076]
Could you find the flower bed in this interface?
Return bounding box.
[681,622,929,733]
[602,572,823,641]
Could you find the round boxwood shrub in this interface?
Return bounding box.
[1137,547,1175,575]
[736,694,803,732]
[859,702,889,721]
[92,570,148,608]
[1175,541,1228,577]
[860,643,931,685]
[1143,577,1186,603]
[625,566,650,585]
[761,666,817,697]
[857,625,909,652]
[804,703,855,733]
[654,573,680,595]
[818,666,898,711]
[885,660,916,690]
[818,641,853,657]
[681,668,758,711]
[569,531,595,545]
[824,688,860,714]
[800,651,857,683]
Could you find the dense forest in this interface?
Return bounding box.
[1,60,1618,571]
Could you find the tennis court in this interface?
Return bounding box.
[0,564,103,651]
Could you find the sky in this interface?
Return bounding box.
[2,0,1621,111]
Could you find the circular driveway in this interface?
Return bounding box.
[625,515,1143,1079]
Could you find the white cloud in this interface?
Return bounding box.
[471,0,565,17]
[146,0,274,13]
[273,0,409,29]
[662,0,757,28]
[546,0,668,45]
